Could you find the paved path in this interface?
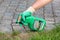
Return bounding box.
[0,0,60,33]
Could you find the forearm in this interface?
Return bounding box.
[32,0,52,10]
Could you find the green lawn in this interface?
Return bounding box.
[0,24,60,40]
[29,24,60,40]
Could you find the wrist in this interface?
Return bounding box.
[26,6,35,13]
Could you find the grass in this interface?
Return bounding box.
[29,24,60,40]
[0,31,21,40]
[11,30,20,36]
[0,24,60,40]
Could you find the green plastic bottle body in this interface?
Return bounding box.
[35,17,46,31]
[25,16,46,31]
[16,13,46,31]
[25,16,37,30]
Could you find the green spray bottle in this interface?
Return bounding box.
[16,13,46,31]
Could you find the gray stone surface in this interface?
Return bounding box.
[0,0,3,4]
[1,20,11,25]
[55,17,60,23]
[0,25,12,33]
[13,25,26,32]
[16,1,27,12]
[34,8,44,18]
[0,0,60,33]
[2,12,14,20]
[44,3,53,17]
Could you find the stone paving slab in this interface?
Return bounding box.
[54,10,60,17]
[55,17,60,23]
[0,6,7,13]
[45,25,55,30]
[0,24,12,33]
[27,0,35,7]
[13,25,27,32]
[1,20,11,25]
[16,1,27,12]
[0,0,11,7]
[2,14,13,20]
[45,17,54,21]
[44,3,53,17]
[0,0,3,4]
[34,8,44,18]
